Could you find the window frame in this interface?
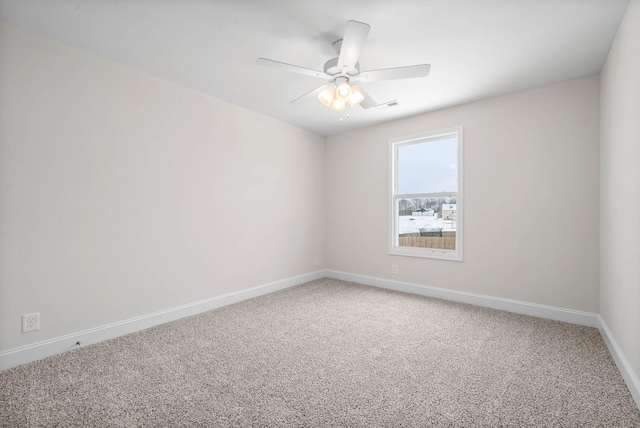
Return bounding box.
[388,126,464,261]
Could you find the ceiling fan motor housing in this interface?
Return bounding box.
[323,57,360,79]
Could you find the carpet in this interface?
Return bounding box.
[1,278,639,427]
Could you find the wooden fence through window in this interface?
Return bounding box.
[398,231,456,250]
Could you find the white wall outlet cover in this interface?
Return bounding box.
[22,313,40,333]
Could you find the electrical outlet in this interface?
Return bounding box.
[313,257,319,266]
[392,264,398,275]
[22,313,40,333]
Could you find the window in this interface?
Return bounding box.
[389,127,463,261]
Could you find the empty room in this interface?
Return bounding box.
[1,0,639,426]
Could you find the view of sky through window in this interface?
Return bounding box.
[397,136,458,194]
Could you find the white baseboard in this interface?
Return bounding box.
[325,270,600,327]
[0,270,325,371]
[597,316,640,409]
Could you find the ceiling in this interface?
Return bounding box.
[0,0,629,136]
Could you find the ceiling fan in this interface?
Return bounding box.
[257,20,431,111]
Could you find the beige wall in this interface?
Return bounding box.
[326,75,600,312]
[600,0,640,384]
[0,22,325,352]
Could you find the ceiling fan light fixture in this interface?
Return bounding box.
[259,20,431,115]
[330,98,346,111]
[335,81,352,101]
[318,85,336,107]
[349,85,364,107]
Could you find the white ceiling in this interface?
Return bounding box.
[0,0,629,136]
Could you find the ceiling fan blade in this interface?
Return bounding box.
[290,85,326,105]
[357,86,377,109]
[337,20,371,73]
[359,64,431,82]
[257,58,328,79]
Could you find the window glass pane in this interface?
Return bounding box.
[397,197,457,250]
[397,137,457,194]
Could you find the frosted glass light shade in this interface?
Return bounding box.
[349,85,364,107]
[318,86,336,107]
[335,81,352,101]
[330,99,346,111]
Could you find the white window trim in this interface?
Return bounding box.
[388,126,464,261]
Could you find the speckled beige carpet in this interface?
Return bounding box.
[1,278,639,427]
